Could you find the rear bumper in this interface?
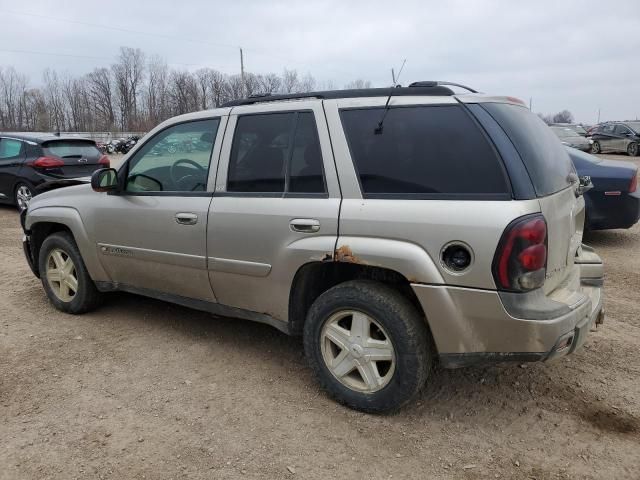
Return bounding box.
[412,248,603,368]
[586,191,640,230]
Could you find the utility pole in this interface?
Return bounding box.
[529,97,532,111]
[240,47,245,97]
[391,68,396,85]
[597,108,601,124]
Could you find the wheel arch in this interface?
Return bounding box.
[26,207,109,282]
[288,261,434,343]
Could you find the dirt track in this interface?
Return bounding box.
[1,154,639,479]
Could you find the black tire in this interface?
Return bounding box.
[591,141,601,154]
[14,182,34,212]
[303,280,432,413]
[627,142,639,157]
[38,232,102,314]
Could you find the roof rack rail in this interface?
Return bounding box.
[221,84,457,107]
[409,81,478,93]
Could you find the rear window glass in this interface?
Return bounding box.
[42,140,101,158]
[482,103,574,197]
[340,105,510,198]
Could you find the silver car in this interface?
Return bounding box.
[550,126,591,152]
[21,82,604,412]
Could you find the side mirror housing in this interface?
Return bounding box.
[91,168,118,193]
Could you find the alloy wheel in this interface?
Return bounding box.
[320,310,396,393]
[46,248,78,302]
[16,185,32,211]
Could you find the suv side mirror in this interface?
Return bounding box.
[91,168,118,193]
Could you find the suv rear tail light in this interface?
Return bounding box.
[492,214,547,292]
[630,173,637,193]
[30,156,65,168]
[98,155,110,167]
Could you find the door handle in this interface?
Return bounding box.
[290,218,320,233]
[175,212,198,225]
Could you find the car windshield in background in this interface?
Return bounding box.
[552,127,578,138]
[482,103,574,197]
[626,122,640,134]
[42,140,101,158]
[566,147,603,166]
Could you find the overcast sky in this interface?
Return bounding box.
[1,0,639,123]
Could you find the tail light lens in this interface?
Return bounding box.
[492,214,547,292]
[30,156,65,168]
[630,173,637,193]
[98,155,110,167]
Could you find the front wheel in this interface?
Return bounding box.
[303,280,432,413]
[38,232,102,314]
[14,183,33,212]
[591,141,601,154]
[627,142,639,157]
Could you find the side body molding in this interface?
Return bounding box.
[25,206,110,282]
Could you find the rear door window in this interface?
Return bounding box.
[481,103,574,197]
[0,138,24,159]
[227,111,326,194]
[340,105,510,198]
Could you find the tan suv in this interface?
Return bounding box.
[21,82,604,412]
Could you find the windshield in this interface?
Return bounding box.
[626,122,640,134]
[551,127,577,138]
[566,146,602,166]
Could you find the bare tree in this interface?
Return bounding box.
[281,69,299,93]
[344,79,372,89]
[42,69,66,131]
[86,67,115,130]
[552,110,574,124]
[112,47,145,130]
[0,47,372,132]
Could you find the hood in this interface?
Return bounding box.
[34,176,91,194]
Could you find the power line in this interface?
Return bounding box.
[0,9,354,77]
[0,48,229,69]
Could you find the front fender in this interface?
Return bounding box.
[25,206,110,282]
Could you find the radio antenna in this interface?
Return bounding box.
[375,59,406,134]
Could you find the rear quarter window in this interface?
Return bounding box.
[340,105,510,199]
[481,103,574,197]
[42,140,101,158]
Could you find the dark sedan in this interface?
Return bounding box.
[0,133,109,210]
[567,147,640,230]
[589,121,640,156]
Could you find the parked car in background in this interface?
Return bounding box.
[590,121,640,156]
[551,123,588,136]
[0,133,109,211]
[567,147,640,230]
[21,83,604,412]
[550,126,591,151]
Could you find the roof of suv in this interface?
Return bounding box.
[0,132,94,144]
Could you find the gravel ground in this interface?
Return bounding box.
[1,154,639,480]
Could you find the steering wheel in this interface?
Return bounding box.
[170,158,206,190]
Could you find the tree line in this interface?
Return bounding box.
[0,46,372,133]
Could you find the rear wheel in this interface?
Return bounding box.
[627,142,639,157]
[303,280,432,413]
[14,183,33,211]
[591,141,601,154]
[38,232,102,314]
